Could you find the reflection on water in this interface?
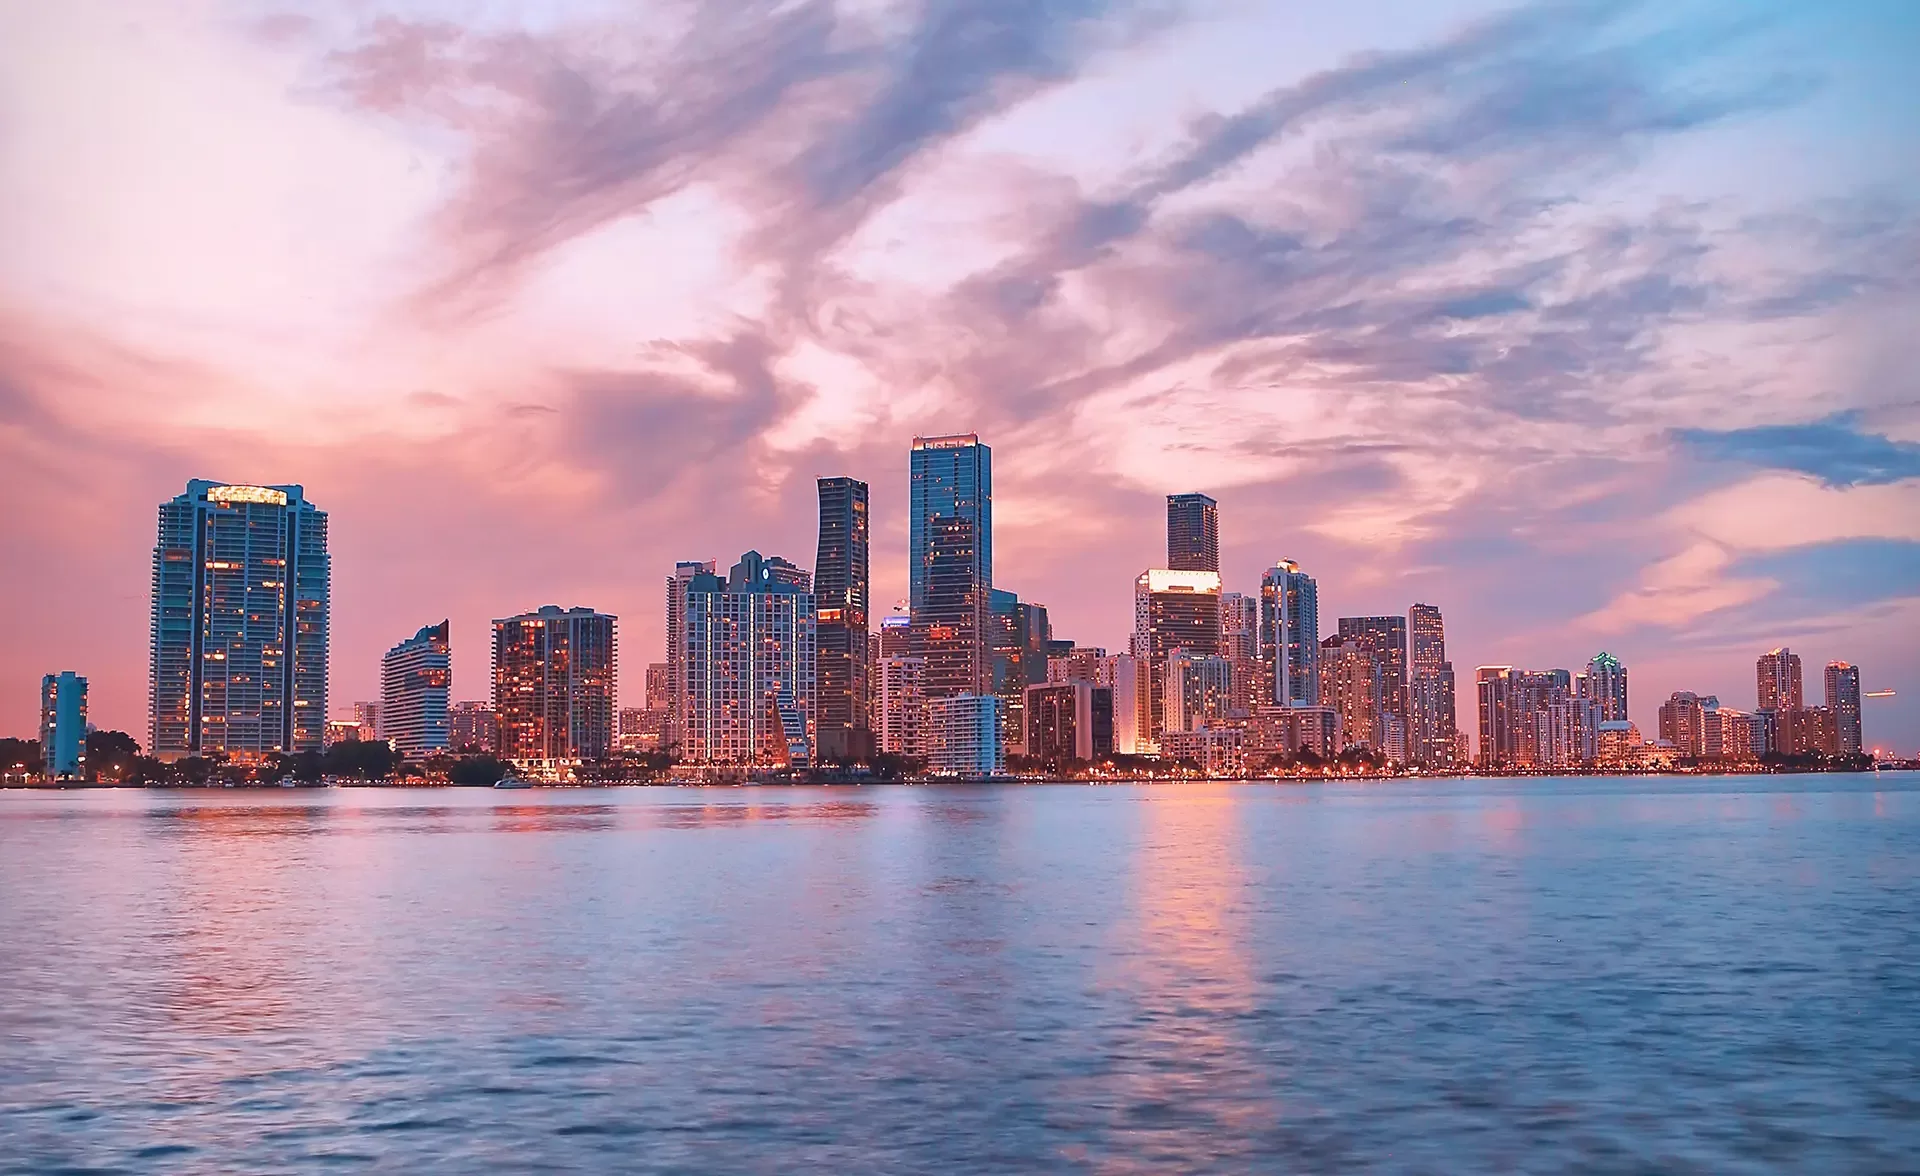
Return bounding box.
[2,777,1918,1173]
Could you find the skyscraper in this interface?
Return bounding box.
[680,554,816,767]
[448,701,497,753]
[1408,604,1457,767]
[1259,561,1319,707]
[492,606,618,764]
[664,560,717,752]
[989,589,1052,753]
[1164,649,1233,733]
[379,621,451,761]
[909,434,991,614]
[149,480,329,762]
[645,663,672,713]
[39,671,87,778]
[1825,661,1862,756]
[1166,493,1219,572]
[1756,647,1804,713]
[876,654,927,757]
[814,477,871,761]
[1337,616,1409,729]
[917,515,990,698]
[1579,652,1629,722]
[1320,635,1382,751]
[1219,591,1262,712]
[1477,667,1585,769]
[1133,568,1223,740]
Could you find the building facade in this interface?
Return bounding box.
[1259,560,1319,707]
[876,654,927,757]
[989,589,1052,754]
[917,515,990,699]
[664,560,717,752]
[149,480,329,762]
[379,620,451,761]
[680,554,817,767]
[492,606,618,764]
[1825,661,1862,756]
[1024,681,1114,762]
[814,477,872,761]
[1246,705,1342,763]
[448,701,497,753]
[909,435,991,614]
[1165,492,1219,572]
[1164,649,1233,733]
[1579,652,1629,722]
[1160,726,1245,777]
[1408,603,1457,768]
[1133,569,1223,742]
[1320,635,1383,751]
[40,671,87,778]
[1756,647,1804,714]
[1337,616,1409,734]
[925,694,1005,777]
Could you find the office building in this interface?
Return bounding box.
[379,620,451,760]
[1165,649,1233,733]
[492,606,618,764]
[1259,560,1319,707]
[1408,604,1457,767]
[664,560,717,751]
[39,671,87,778]
[1160,726,1245,776]
[917,515,990,698]
[876,655,927,757]
[1024,681,1115,762]
[1320,635,1382,751]
[877,613,914,658]
[1133,568,1223,740]
[990,589,1052,753]
[814,477,872,761]
[1825,661,1862,756]
[1166,493,1219,572]
[909,434,992,613]
[924,694,1005,777]
[1338,616,1409,731]
[680,554,815,767]
[149,480,329,762]
[449,701,497,753]
[1579,652,1629,722]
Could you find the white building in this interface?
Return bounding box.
[877,654,927,757]
[681,553,815,767]
[925,693,1005,777]
[380,621,450,760]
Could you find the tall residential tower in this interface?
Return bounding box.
[380,621,451,760]
[814,477,871,761]
[1166,493,1219,572]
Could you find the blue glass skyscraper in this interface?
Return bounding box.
[908,434,991,615]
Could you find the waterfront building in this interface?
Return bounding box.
[1164,649,1233,734]
[1657,692,1710,759]
[1160,726,1245,776]
[1579,652,1629,722]
[989,589,1052,754]
[1246,705,1341,763]
[492,606,618,764]
[909,434,991,614]
[39,671,87,778]
[917,515,990,698]
[680,554,815,767]
[1024,681,1114,762]
[1338,616,1410,733]
[1701,702,1765,761]
[1407,604,1457,767]
[1320,635,1383,751]
[815,476,872,762]
[924,694,1005,777]
[1133,568,1223,739]
[1258,560,1319,707]
[664,560,717,751]
[149,480,329,762]
[353,701,379,743]
[448,701,497,753]
[1219,592,1263,713]
[617,707,665,752]
[1166,493,1219,572]
[876,655,927,757]
[379,620,451,760]
[1825,662,1862,755]
[1594,720,1640,767]
[1756,647,1804,714]
[323,718,362,747]
[1479,667,1587,769]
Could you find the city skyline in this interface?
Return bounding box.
[1,3,1917,751]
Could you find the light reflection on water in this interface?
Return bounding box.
[2,775,1918,1173]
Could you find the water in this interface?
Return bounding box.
[2,776,1917,1173]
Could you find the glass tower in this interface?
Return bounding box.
[1166,493,1219,572]
[149,480,329,762]
[814,477,871,760]
[1259,560,1319,707]
[909,435,991,614]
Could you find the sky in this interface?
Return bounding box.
[2,0,1918,751]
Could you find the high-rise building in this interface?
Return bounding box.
[39,671,87,778]
[617,707,665,752]
[644,663,673,713]
[1579,652,1629,722]
[149,480,329,762]
[680,554,816,767]
[448,701,497,753]
[664,560,717,752]
[917,515,990,699]
[1047,646,1108,684]
[1756,647,1804,714]
[814,477,871,761]
[1407,604,1456,767]
[353,701,379,743]
[1166,493,1219,572]
[1825,661,1862,756]
[1338,616,1409,730]
[1478,666,1591,769]
[1320,635,1382,751]
[1133,568,1223,741]
[379,621,451,761]
[1658,691,1711,759]
[1246,705,1342,762]
[877,614,914,658]
[492,606,618,764]
[1164,649,1233,733]
[989,589,1052,753]
[1159,726,1245,776]
[924,694,1005,777]
[909,434,991,614]
[876,655,927,757]
[1219,591,1262,713]
[1259,561,1319,707]
[1024,681,1114,762]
